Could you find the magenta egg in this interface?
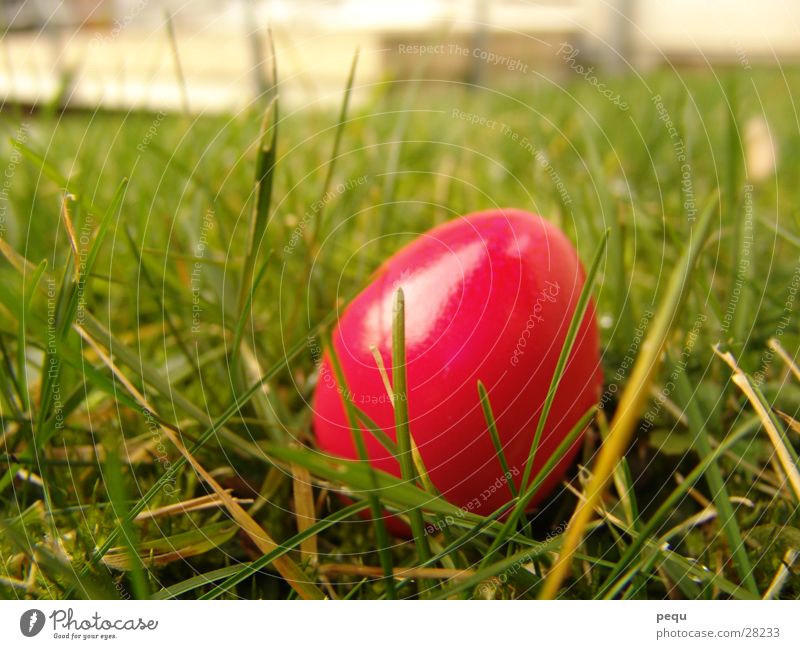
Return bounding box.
[312,208,602,522]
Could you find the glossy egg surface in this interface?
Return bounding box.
[312,208,602,517]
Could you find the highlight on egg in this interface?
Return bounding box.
[312,208,602,524]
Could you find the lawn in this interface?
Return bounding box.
[1,63,799,599]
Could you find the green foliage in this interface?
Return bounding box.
[1,66,799,599]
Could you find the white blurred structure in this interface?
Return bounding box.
[1,0,798,113]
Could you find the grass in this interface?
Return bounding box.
[1,62,800,600]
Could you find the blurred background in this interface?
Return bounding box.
[2,0,799,113]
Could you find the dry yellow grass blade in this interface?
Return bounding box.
[0,235,35,275]
[102,524,238,570]
[369,343,394,399]
[763,548,798,599]
[369,342,435,493]
[135,490,252,521]
[318,564,473,581]
[0,556,40,595]
[240,349,319,563]
[290,443,318,565]
[46,434,174,465]
[539,196,717,599]
[777,411,800,436]
[74,324,326,599]
[714,346,800,501]
[541,350,659,598]
[59,194,80,280]
[769,337,800,382]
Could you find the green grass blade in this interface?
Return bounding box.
[481,406,596,566]
[477,380,517,498]
[479,228,608,557]
[519,229,608,493]
[60,178,128,339]
[123,226,199,380]
[672,351,758,595]
[314,48,359,240]
[351,403,398,456]
[0,334,24,419]
[541,193,719,599]
[65,312,340,596]
[264,443,483,523]
[580,127,630,342]
[596,413,755,597]
[78,312,261,459]
[237,95,278,317]
[230,250,273,382]
[101,436,150,599]
[151,565,245,600]
[434,543,559,600]
[325,333,397,598]
[392,288,432,579]
[199,501,369,600]
[18,259,47,412]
